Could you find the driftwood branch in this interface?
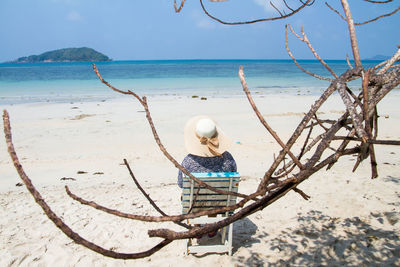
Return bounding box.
[3,0,400,260]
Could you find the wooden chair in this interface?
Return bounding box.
[182,172,240,256]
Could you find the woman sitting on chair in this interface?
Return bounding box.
[178,116,237,238]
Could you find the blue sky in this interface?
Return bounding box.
[0,0,399,62]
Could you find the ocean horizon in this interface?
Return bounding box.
[0,59,391,105]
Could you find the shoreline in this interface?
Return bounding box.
[1,93,399,265]
[2,88,399,107]
[0,87,333,106]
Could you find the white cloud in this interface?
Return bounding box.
[66,10,83,21]
[191,10,216,29]
[197,18,216,29]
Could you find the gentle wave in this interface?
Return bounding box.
[0,59,387,105]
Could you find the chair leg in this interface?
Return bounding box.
[221,226,227,243]
[228,223,233,256]
[185,228,192,256]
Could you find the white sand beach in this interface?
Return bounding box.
[1,92,400,266]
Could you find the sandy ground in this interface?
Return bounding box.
[1,92,399,266]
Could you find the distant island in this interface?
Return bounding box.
[365,55,390,61]
[11,47,111,63]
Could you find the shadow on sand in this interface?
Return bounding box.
[234,210,400,266]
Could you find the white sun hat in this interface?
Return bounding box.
[184,115,232,157]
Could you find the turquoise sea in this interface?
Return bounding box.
[0,59,386,105]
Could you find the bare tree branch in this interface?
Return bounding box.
[4,1,400,260]
[293,187,310,200]
[66,171,296,229]
[313,114,328,131]
[325,2,346,21]
[285,25,333,81]
[239,65,304,170]
[362,70,378,178]
[273,123,314,178]
[300,0,315,5]
[199,0,313,25]
[327,0,399,26]
[270,1,284,17]
[288,25,338,79]
[93,65,144,105]
[3,110,172,259]
[174,0,187,13]
[333,136,400,145]
[65,185,254,222]
[346,54,354,69]
[341,0,362,67]
[356,5,400,25]
[363,0,393,4]
[337,81,368,140]
[283,0,295,12]
[123,159,190,228]
[377,47,400,74]
[371,66,400,105]
[124,159,169,217]
[346,85,363,108]
[257,67,361,191]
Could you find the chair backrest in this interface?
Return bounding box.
[182,172,240,214]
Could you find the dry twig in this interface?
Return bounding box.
[288,25,338,79]
[174,0,186,13]
[285,25,333,81]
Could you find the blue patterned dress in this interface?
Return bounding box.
[177,151,237,188]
